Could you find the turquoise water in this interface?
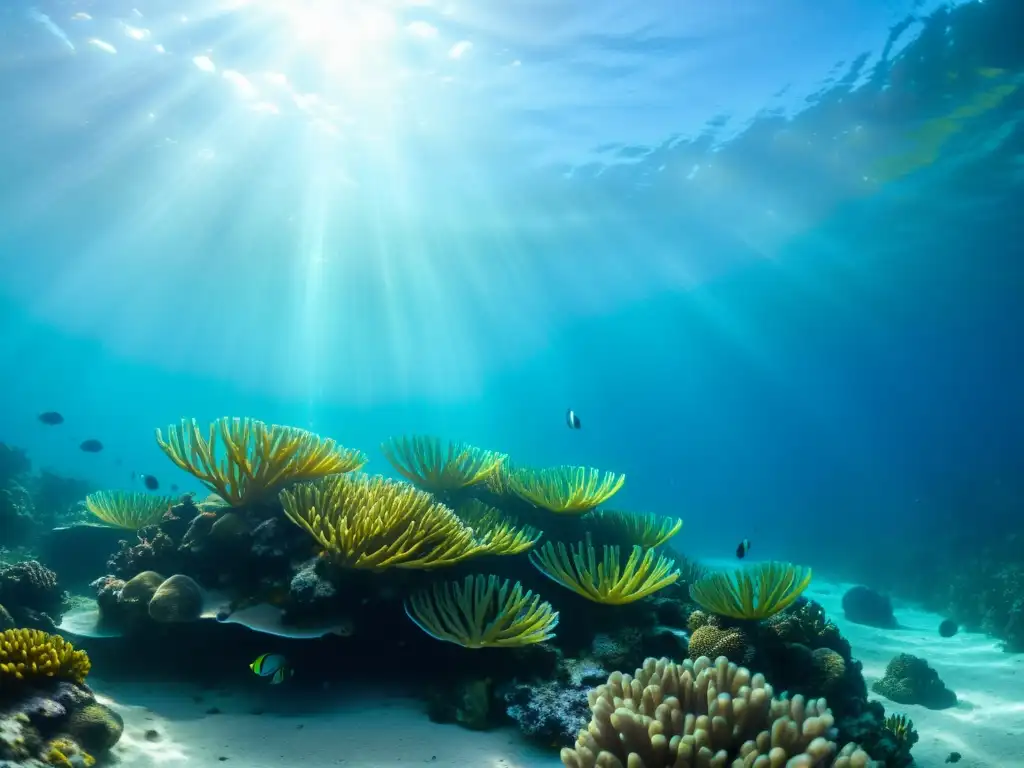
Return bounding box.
[1,1,1023,766]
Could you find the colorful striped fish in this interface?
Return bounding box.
[249,653,293,684]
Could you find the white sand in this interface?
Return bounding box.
[95,680,561,767]
[89,574,1022,768]
[807,580,1024,768]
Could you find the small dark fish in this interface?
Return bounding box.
[736,539,750,559]
[130,470,136,481]
[946,752,961,764]
[565,409,581,429]
[38,411,65,425]
[171,484,179,492]
[938,618,959,638]
[79,439,104,453]
[143,475,160,491]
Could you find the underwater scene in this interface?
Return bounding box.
[1,0,1023,766]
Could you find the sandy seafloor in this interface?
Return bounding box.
[92,569,1023,768]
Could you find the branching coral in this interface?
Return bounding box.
[405,574,559,648]
[530,542,679,605]
[84,491,172,530]
[689,562,813,620]
[509,466,626,515]
[583,510,683,548]
[156,417,367,506]
[456,499,540,555]
[282,474,494,569]
[0,628,90,684]
[561,655,875,768]
[381,435,504,493]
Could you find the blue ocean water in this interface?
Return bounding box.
[0,1,1022,765]
[3,0,1020,570]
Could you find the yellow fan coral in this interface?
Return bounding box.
[456,499,540,556]
[508,465,625,515]
[584,509,683,548]
[530,541,679,605]
[405,574,558,648]
[0,628,90,684]
[84,491,172,530]
[381,435,504,493]
[281,473,487,569]
[156,417,367,506]
[689,561,813,620]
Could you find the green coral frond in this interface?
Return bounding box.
[381,435,504,493]
[508,465,625,515]
[405,574,558,648]
[529,541,679,604]
[456,499,541,555]
[84,491,173,530]
[689,562,812,620]
[156,417,366,506]
[585,509,683,548]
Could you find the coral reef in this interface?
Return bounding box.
[871,653,957,710]
[381,435,505,493]
[0,633,120,766]
[841,587,898,629]
[508,465,626,515]
[560,655,876,767]
[0,562,67,631]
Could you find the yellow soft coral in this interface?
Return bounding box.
[508,465,625,514]
[84,491,171,529]
[0,629,90,684]
[530,541,679,604]
[381,436,504,493]
[281,473,488,569]
[456,499,540,556]
[689,561,812,620]
[405,574,558,648]
[156,417,367,506]
[43,738,95,768]
[584,509,683,547]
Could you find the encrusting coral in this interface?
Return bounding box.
[381,435,505,493]
[0,629,90,685]
[156,416,367,506]
[84,490,172,530]
[690,562,813,620]
[583,510,684,548]
[530,542,680,605]
[561,655,876,768]
[281,473,530,569]
[405,574,559,648]
[871,653,957,710]
[508,465,626,515]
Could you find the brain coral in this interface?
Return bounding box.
[687,625,752,665]
[148,575,204,623]
[0,628,90,684]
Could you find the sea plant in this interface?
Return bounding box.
[380,435,504,493]
[405,574,558,648]
[530,541,679,604]
[689,561,813,620]
[84,490,173,530]
[156,417,367,506]
[508,465,626,515]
